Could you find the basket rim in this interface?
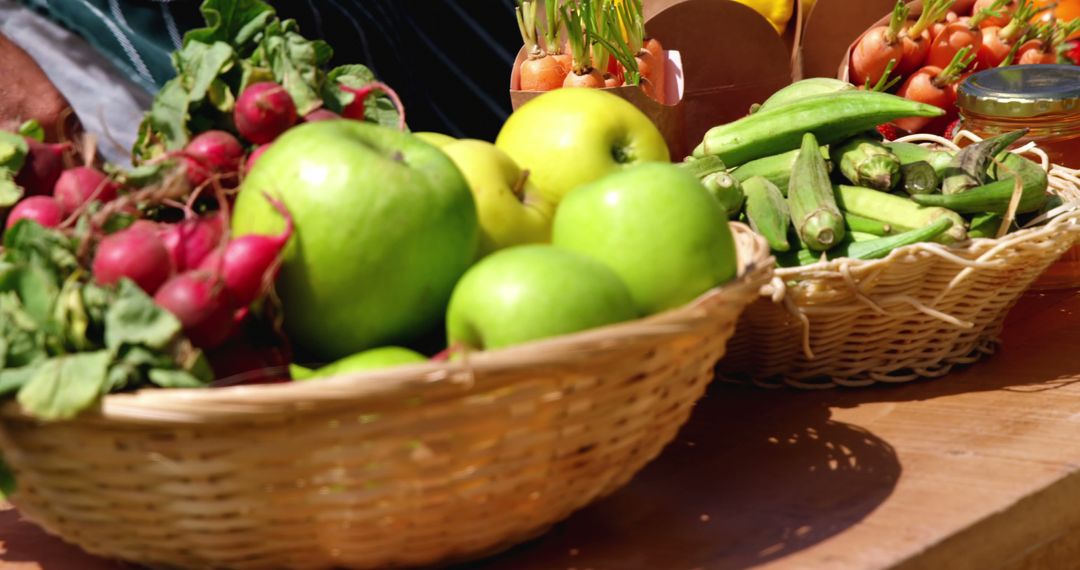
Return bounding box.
[0,224,773,426]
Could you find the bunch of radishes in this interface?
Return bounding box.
[849,0,1079,138]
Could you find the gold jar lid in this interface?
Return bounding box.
[957,65,1080,119]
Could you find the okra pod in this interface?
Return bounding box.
[941,129,1029,195]
[831,135,901,191]
[731,146,831,196]
[788,133,846,251]
[702,171,745,219]
[777,217,954,267]
[886,141,954,176]
[900,161,940,196]
[693,90,945,166]
[844,211,896,236]
[743,176,792,252]
[834,184,967,243]
[913,153,1049,214]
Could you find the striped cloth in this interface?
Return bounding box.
[14,0,519,140]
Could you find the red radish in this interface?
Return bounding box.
[895,46,976,132]
[199,194,292,308]
[93,224,174,294]
[159,213,226,272]
[339,82,406,130]
[898,0,954,74]
[5,196,63,230]
[182,130,244,188]
[851,0,909,86]
[977,0,1039,68]
[234,82,297,145]
[154,270,235,349]
[304,109,341,122]
[974,0,1017,28]
[245,144,271,173]
[53,166,118,216]
[14,139,69,196]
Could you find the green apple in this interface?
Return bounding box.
[233,120,479,360]
[441,139,555,257]
[291,346,427,381]
[552,163,738,315]
[495,88,669,205]
[446,245,639,350]
[414,131,456,148]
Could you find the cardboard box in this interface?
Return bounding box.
[510,0,795,160]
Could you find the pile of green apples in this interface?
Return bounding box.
[233,88,740,378]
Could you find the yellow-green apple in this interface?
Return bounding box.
[441,139,555,257]
[291,346,427,380]
[446,245,638,350]
[495,88,669,205]
[414,131,456,148]
[233,120,479,361]
[552,163,738,315]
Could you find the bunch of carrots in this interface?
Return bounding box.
[515,0,666,102]
[849,0,1080,137]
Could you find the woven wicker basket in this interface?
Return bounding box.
[0,225,771,570]
[718,134,1080,389]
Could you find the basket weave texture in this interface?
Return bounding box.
[719,138,1080,388]
[0,225,772,570]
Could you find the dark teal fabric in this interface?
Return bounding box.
[18,0,202,92]
[14,0,520,140]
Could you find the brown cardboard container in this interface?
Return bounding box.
[797,0,900,80]
[510,0,794,160]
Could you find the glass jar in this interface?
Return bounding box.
[957,65,1080,290]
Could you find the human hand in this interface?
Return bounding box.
[0,32,82,141]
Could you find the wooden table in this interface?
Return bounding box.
[4,290,1080,570]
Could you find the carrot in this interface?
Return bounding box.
[926,0,1008,68]
[973,0,1018,28]
[978,0,1040,68]
[851,0,909,85]
[619,0,660,98]
[645,37,664,62]
[932,11,961,39]
[542,0,573,75]
[899,0,956,75]
[561,2,604,88]
[517,0,565,91]
[1017,18,1080,63]
[896,46,976,133]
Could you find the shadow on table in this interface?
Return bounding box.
[0,507,124,569]
[471,382,901,570]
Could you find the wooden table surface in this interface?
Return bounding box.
[3,290,1080,570]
